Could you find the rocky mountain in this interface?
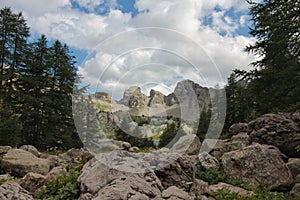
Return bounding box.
[113,79,212,120]
[119,79,211,109]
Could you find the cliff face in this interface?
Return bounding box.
[94,80,213,119]
[118,79,211,113]
[119,86,148,108]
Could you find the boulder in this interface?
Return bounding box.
[248,112,300,157]
[287,158,300,178]
[290,183,300,198]
[1,149,50,177]
[229,123,249,135]
[161,186,193,200]
[20,172,46,194]
[155,154,195,191]
[200,139,228,157]
[0,174,10,182]
[171,135,201,155]
[45,166,67,183]
[198,152,220,170]
[221,143,292,190]
[58,148,94,167]
[209,182,254,197]
[121,142,131,150]
[190,179,209,196]
[0,181,33,200]
[0,146,12,155]
[19,145,40,157]
[78,151,163,199]
[228,132,251,151]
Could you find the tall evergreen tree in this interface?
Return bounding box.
[0,8,29,146]
[245,0,300,113]
[21,35,51,148]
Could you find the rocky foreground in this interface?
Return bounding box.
[0,111,300,200]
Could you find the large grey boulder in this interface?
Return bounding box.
[209,182,253,197]
[287,158,300,178]
[248,112,300,157]
[222,143,292,190]
[20,172,46,194]
[0,146,12,155]
[155,154,196,191]
[200,139,228,157]
[198,152,220,170]
[290,183,300,198]
[171,135,201,155]
[1,149,50,177]
[161,186,193,200]
[78,151,163,199]
[19,145,40,157]
[229,123,248,135]
[190,179,209,196]
[0,181,33,200]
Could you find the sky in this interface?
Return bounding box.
[0,0,257,99]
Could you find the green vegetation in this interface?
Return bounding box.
[222,0,300,136]
[208,189,297,200]
[195,168,296,200]
[115,117,154,148]
[0,7,83,150]
[95,103,112,112]
[195,168,251,190]
[196,108,211,142]
[35,169,81,200]
[131,115,151,126]
[158,119,181,148]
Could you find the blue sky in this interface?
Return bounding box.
[1,0,256,98]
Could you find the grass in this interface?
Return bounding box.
[207,189,297,200]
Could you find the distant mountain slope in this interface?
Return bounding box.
[93,80,213,121]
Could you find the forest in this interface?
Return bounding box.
[0,0,299,150]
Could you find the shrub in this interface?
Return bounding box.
[35,169,81,200]
[209,189,297,200]
[195,168,251,190]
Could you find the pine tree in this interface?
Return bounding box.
[0,7,29,146]
[21,35,51,148]
[245,0,300,113]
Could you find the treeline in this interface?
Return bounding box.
[223,0,300,135]
[196,0,299,138]
[0,8,82,149]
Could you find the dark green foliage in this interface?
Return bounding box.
[209,189,297,200]
[131,115,150,126]
[0,7,82,150]
[195,168,297,199]
[0,106,22,146]
[244,0,300,114]
[195,168,250,190]
[158,119,183,148]
[196,108,211,142]
[115,117,154,148]
[35,169,81,200]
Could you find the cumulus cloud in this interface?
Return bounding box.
[1,0,257,98]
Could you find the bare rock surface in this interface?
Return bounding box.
[20,172,46,194]
[248,112,300,157]
[1,149,50,177]
[78,151,163,200]
[198,152,220,170]
[0,181,33,200]
[171,135,201,155]
[209,182,254,197]
[222,143,292,190]
[161,186,193,200]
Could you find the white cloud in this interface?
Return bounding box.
[0,0,70,16]
[1,0,257,98]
